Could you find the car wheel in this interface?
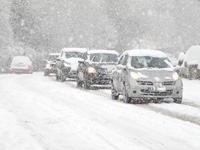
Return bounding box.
[123,84,131,103]
[56,74,59,80]
[44,70,49,76]
[84,80,91,89]
[77,76,83,87]
[173,98,182,104]
[111,81,119,100]
[61,73,66,82]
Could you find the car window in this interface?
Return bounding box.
[83,52,87,60]
[130,56,171,68]
[118,55,124,65]
[90,53,118,63]
[65,52,84,59]
[122,55,128,66]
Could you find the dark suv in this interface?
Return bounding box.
[44,53,60,76]
[77,50,119,89]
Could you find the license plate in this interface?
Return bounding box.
[148,87,155,92]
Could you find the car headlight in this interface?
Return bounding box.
[64,62,71,67]
[130,71,139,80]
[172,72,179,81]
[87,67,96,74]
[45,64,51,68]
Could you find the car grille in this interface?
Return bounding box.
[140,89,173,96]
[137,81,175,86]
[137,81,153,85]
[162,81,175,85]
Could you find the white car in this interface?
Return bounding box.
[56,48,87,81]
[10,56,33,74]
[111,49,182,103]
[180,46,200,79]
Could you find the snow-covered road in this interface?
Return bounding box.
[0,73,200,150]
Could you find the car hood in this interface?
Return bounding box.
[47,60,56,64]
[91,63,117,73]
[64,58,84,70]
[133,68,175,82]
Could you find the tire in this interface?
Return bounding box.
[77,76,83,87]
[56,74,59,81]
[61,73,66,82]
[173,98,182,104]
[44,70,49,76]
[111,81,119,100]
[84,80,91,89]
[123,84,131,103]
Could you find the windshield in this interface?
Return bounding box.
[130,56,171,69]
[65,52,84,59]
[48,55,59,61]
[90,53,118,63]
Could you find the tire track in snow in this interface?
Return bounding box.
[140,105,200,126]
[19,120,50,150]
[182,101,200,109]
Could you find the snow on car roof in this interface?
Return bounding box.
[11,56,32,65]
[184,46,200,64]
[124,49,167,57]
[49,53,60,55]
[61,48,87,53]
[88,50,119,55]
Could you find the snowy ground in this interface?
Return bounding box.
[0,73,200,150]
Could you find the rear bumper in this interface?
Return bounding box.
[12,69,31,73]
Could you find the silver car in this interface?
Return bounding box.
[111,49,183,104]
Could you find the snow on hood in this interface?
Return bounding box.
[133,68,174,81]
[99,64,116,73]
[64,58,83,70]
[10,56,32,69]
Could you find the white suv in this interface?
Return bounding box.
[56,48,87,81]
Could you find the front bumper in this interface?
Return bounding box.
[127,81,183,99]
[86,73,111,85]
[45,67,57,73]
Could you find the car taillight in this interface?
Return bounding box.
[184,62,187,67]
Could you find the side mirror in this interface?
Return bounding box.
[174,66,181,74]
[78,60,84,64]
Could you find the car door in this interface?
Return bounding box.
[56,51,63,75]
[118,54,129,92]
[114,55,125,92]
[78,52,87,81]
